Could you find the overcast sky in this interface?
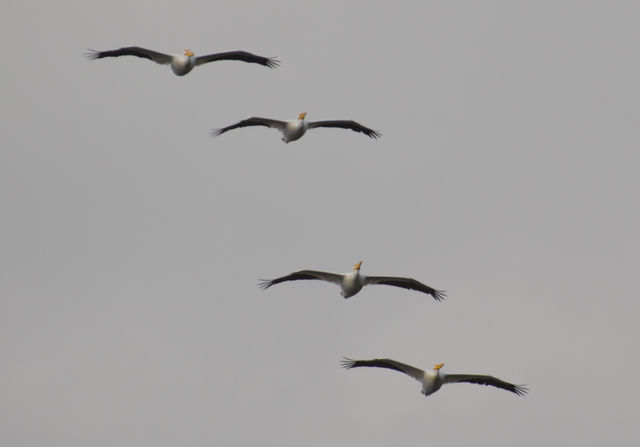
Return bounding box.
[1,1,639,446]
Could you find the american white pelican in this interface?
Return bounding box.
[86,47,278,76]
[259,261,444,301]
[210,112,381,142]
[341,358,527,397]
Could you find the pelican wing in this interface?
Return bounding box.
[86,47,173,64]
[259,270,343,289]
[443,374,528,396]
[363,276,446,301]
[210,117,286,137]
[341,357,425,382]
[195,51,279,68]
[307,120,381,139]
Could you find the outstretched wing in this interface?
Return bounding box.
[210,117,286,137]
[307,120,381,139]
[195,51,279,68]
[86,47,173,65]
[259,270,343,289]
[443,374,528,396]
[341,357,425,382]
[363,276,445,301]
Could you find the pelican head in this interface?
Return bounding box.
[353,260,363,271]
[184,48,195,57]
[298,112,307,120]
[433,363,444,371]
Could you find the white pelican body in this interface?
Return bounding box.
[87,47,278,76]
[342,358,528,397]
[281,117,309,143]
[168,53,195,76]
[420,368,444,396]
[338,268,365,298]
[259,261,445,301]
[211,112,381,143]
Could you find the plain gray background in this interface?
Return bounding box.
[1,1,638,445]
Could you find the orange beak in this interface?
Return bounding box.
[184,49,195,57]
[433,363,444,370]
[298,112,307,120]
[353,261,363,271]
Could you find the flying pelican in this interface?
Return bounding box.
[341,358,527,397]
[259,261,444,301]
[210,112,381,142]
[86,47,279,76]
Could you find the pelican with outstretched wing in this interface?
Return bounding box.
[87,47,278,76]
[259,261,444,301]
[211,112,381,143]
[341,358,527,397]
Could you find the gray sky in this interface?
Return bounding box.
[1,1,639,445]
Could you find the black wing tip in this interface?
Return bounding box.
[265,57,280,68]
[433,289,446,302]
[369,129,382,139]
[513,384,529,396]
[209,128,223,138]
[85,49,101,60]
[340,357,357,369]
[257,279,273,290]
